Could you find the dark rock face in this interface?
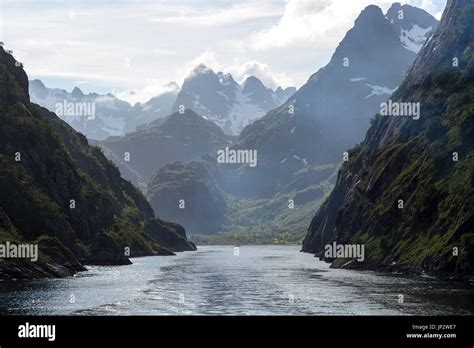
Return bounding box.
[147,161,227,235]
[0,46,195,279]
[99,109,233,188]
[0,48,29,103]
[303,0,474,280]
[143,219,197,252]
[232,4,437,199]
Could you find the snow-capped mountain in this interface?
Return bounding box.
[29,80,179,140]
[29,80,131,140]
[228,3,438,198]
[171,64,295,135]
[386,2,438,54]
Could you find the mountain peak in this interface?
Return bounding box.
[386,2,438,30]
[355,4,385,25]
[190,63,214,77]
[30,79,46,89]
[242,75,266,93]
[217,71,236,86]
[0,46,30,102]
[166,81,180,92]
[71,86,84,98]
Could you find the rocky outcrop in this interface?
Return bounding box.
[143,219,197,252]
[147,161,227,235]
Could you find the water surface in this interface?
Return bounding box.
[0,245,472,315]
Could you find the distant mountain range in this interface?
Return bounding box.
[171,64,296,135]
[29,79,180,140]
[303,0,473,280]
[29,68,292,140]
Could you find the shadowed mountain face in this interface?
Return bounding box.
[226,3,438,199]
[172,64,295,135]
[29,80,179,140]
[0,47,194,279]
[147,161,227,235]
[98,109,234,189]
[303,0,474,279]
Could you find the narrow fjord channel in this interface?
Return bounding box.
[0,246,473,315]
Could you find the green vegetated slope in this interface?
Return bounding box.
[0,47,194,279]
[154,157,338,245]
[303,0,474,279]
[193,168,337,245]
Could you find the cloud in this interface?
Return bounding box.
[147,2,281,27]
[175,49,222,84]
[248,0,446,51]
[250,0,397,50]
[417,0,446,19]
[224,60,293,89]
[3,0,446,101]
[115,81,180,105]
[179,50,294,89]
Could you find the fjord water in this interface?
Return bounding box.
[0,246,472,315]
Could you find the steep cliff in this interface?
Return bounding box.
[303,0,474,280]
[0,46,193,279]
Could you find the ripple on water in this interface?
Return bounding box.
[0,246,473,315]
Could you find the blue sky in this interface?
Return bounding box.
[0,0,446,104]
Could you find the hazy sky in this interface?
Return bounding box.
[0,0,446,104]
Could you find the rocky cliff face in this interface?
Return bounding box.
[303,0,474,280]
[143,219,197,252]
[147,161,227,235]
[0,46,194,279]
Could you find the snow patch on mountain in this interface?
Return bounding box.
[173,65,295,135]
[364,84,398,99]
[400,24,433,53]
